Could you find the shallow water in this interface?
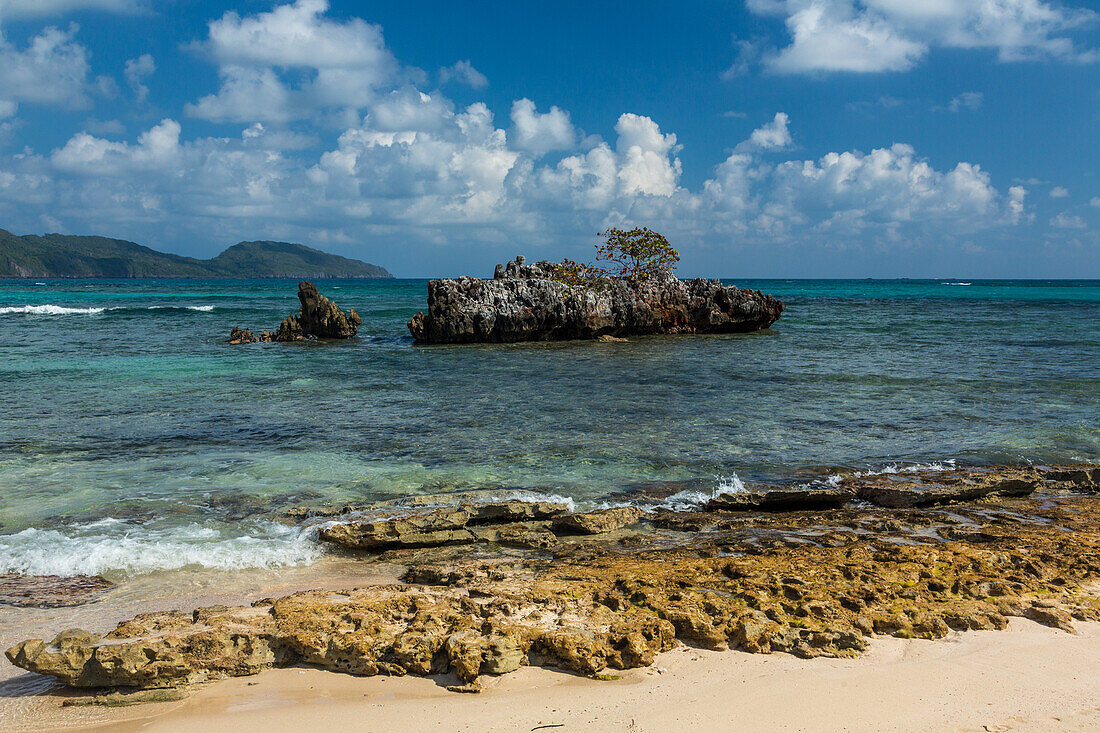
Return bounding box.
[1,277,1097,576]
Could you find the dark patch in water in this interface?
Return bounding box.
[0,573,113,608]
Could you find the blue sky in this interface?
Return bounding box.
[0,0,1097,277]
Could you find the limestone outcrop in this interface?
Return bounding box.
[407,256,784,344]
[229,281,360,343]
[9,465,1100,695]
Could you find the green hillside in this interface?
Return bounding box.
[0,229,392,278]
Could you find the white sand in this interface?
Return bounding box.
[17,618,1098,733]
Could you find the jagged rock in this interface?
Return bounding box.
[552,507,643,535]
[294,280,361,338]
[233,281,361,344]
[407,257,783,344]
[228,327,257,344]
[706,488,853,512]
[273,315,303,342]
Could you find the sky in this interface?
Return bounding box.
[0,0,1097,277]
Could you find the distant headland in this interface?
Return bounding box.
[0,228,392,279]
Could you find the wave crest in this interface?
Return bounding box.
[0,519,320,577]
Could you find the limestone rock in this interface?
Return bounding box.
[706,488,853,512]
[468,500,568,524]
[552,507,642,535]
[319,508,475,550]
[408,258,783,344]
[228,327,257,345]
[853,469,1041,508]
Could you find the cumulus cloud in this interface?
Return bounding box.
[51,118,181,174]
[186,0,400,122]
[0,1,1042,264]
[0,24,92,114]
[745,0,1098,74]
[439,60,488,89]
[736,112,792,151]
[124,53,155,102]
[1007,185,1029,223]
[1049,185,1069,198]
[509,99,576,155]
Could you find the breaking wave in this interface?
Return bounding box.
[652,473,747,512]
[0,304,215,315]
[0,519,321,577]
[0,305,107,315]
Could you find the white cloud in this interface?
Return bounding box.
[613,114,682,197]
[51,118,181,174]
[1050,212,1086,229]
[509,99,576,155]
[1091,197,1100,207]
[0,105,1030,262]
[124,54,155,102]
[439,60,488,89]
[0,0,145,18]
[186,0,400,123]
[186,66,295,123]
[767,1,926,73]
[948,91,983,111]
[737,112,792,151]
[0,1,1046,263]
[747,0,1098,74]
[0,24,92,113]
[1007,185,1028,223]
[1049,185,1069,198]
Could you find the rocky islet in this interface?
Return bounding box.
[408,256,784,344]
[228,280,361,343]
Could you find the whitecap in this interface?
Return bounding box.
[0,304,108,315]
[0,520,322,577]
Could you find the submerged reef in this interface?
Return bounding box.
[7,465,1100,695]
[408,256,784,344]
[229,280,361,343]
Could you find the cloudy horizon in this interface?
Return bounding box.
[0,0,1097,277]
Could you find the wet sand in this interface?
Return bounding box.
[4,619,1098,732]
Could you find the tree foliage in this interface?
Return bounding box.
[595,227,679,281]
[548,227,679,289]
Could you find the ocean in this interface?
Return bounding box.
[1,277,1097,579]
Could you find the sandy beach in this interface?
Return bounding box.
[1,618,1094,732]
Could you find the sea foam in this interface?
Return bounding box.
[0,304,215,315]
[0,305,108,315]
[0,519,321,577]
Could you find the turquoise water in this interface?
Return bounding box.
[1,278,1097,576]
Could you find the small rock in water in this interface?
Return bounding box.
[228,326,257,344]
[229,281,361,344]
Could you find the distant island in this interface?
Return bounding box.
[0,229,392,279]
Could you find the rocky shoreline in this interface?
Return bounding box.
[6,464,1100,699]
[408,257,784,344]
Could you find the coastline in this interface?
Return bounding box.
[6,618,1098,732]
